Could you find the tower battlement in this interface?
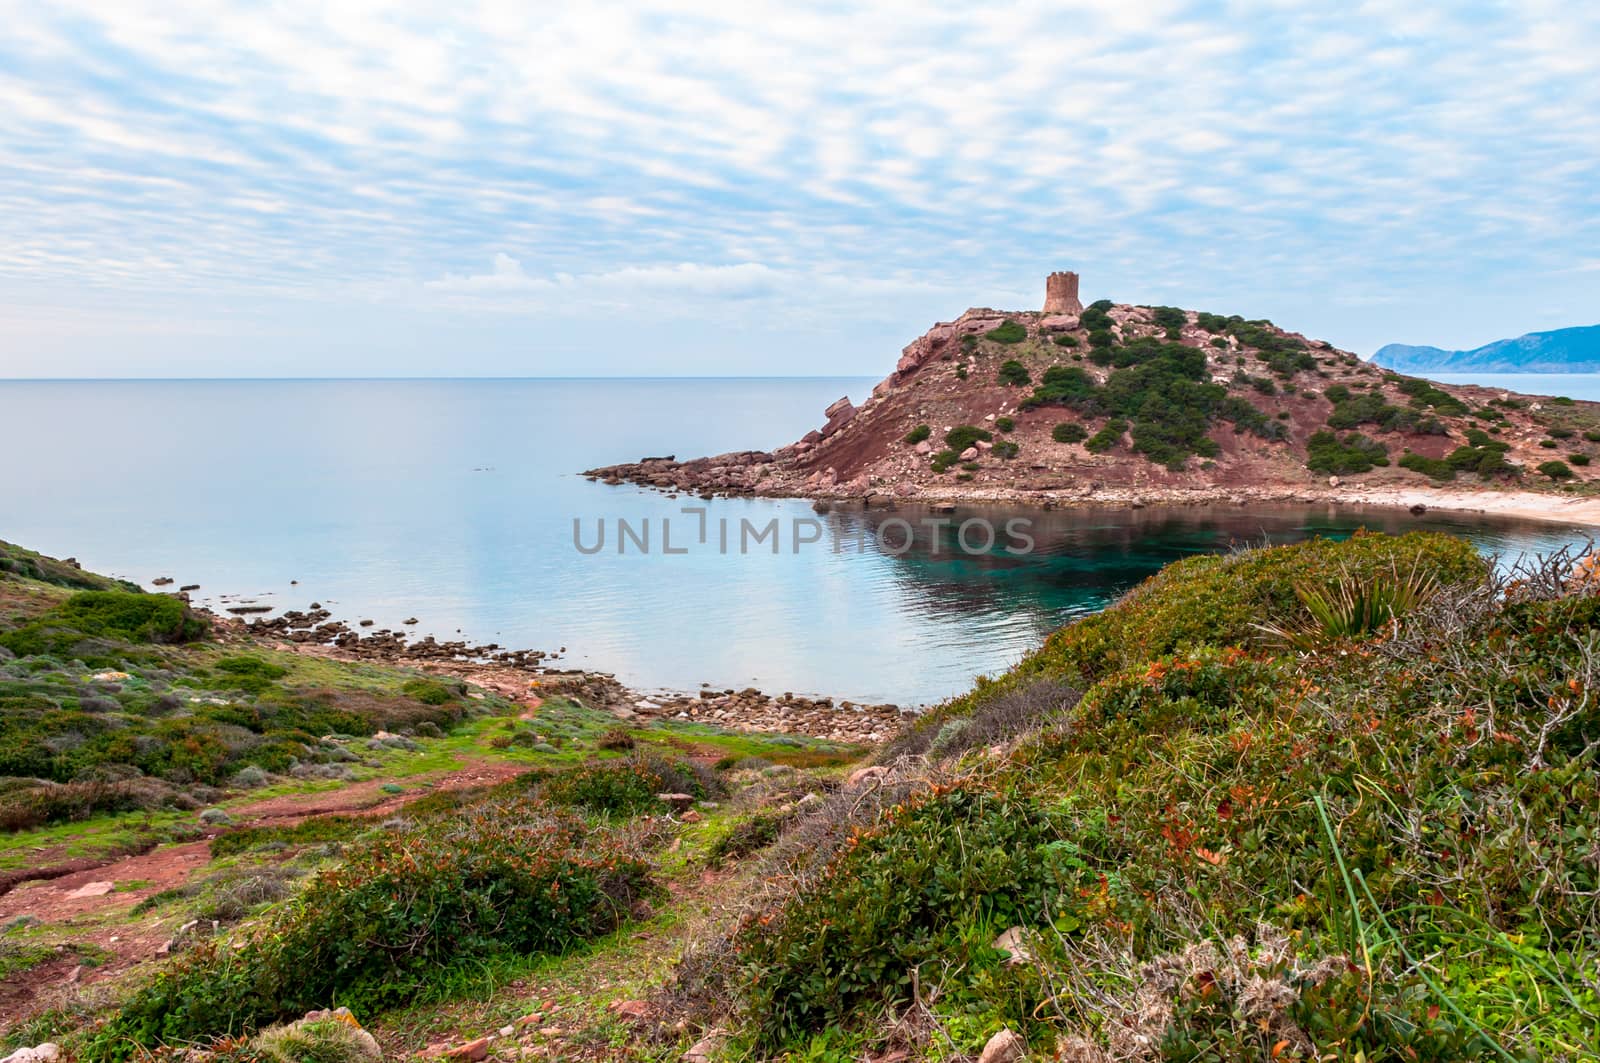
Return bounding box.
[1043,271,1082,315]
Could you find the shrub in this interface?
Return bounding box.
[213,656,288,695]
[1305,430,1388,474]
[1547,426,1574,439]
[1584,429,1600,443]
[400,677,457,705]
[94,798,653,1054]
[0,592,208,660]
[1020,365,1096,410]
[738,784,1069,1046]
[1252,560,1442,650]
[996,360,1030,386]
[705,812,791,867]
[1051,422,1087,444]
[992,440,1019,459]
[994,416,1014,433]
[1570,453,1591,467]
[1084,419,1127,454]
[1398,451,1454,481]
[954,365,967,380]
[541,758,674,815]
[903,424,930,444]
[1150,306,1186,330]
[944,425,993,452]
[1538,460,1574,480]
[1053,334,1079,348]
[984,320,1027,344]
[596,727,636,751]
[1025,532,1484,685]
[1540,439,1559,448]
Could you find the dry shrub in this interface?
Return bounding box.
[0,776,193,831]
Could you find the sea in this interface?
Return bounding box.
[2,374,1596,706]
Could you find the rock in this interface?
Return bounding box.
[975,439,993,451]
[657,792,696,810]
[914,440,932,455]
[1328,475,1341,488]
[444,1036,491,1061]
[680,809,702,823]
[683,1033,727,1062]
[824,396,854,419]
[960,447,978,460]
[612,999,653,1020]
[847,765,889,787]
[65,881,115,899]
[1,1044,60,1063]
[1039,314,1080,331]
[1410,503,1428,515]
[152,576,174,586]
[992,926,1033,965]
[978,1029,1026,1063]
[892,481,918,497]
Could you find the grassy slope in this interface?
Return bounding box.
[7,535,1597,1062]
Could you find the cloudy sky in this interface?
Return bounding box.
[2,1,1597,378]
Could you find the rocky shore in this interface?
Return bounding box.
[213,603,908,746]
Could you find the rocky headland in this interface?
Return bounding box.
[588,273,1600,525]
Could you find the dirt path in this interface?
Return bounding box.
[0,758,540,1032]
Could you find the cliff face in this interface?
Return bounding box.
[588,299,1600,507]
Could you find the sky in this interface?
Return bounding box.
[1,1,1598,378]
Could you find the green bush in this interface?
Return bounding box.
[1053,334,1079,348]
[996,360,1030,386]
[1051,422,1087,444]
[0,591,208,660]
[994,416,1015,433]
[1305,430,1388,474]
[1399,451,1455,481]
[92,797,653,1055]
[1547,426,1574,439]
[399,677,456,706]
[540,757,686,815]
[955,365,968,380]
[992,440,1019,459]
[1584,429,1600,443]
[903,424,931,444]
[1569,453,1591,467]
[944,425,993,452]
[1537,460,1574,480]
[738,785,1067,1046]
[1150,306,1186,330]
[984,320,1027,344]
[930,449,959,473]
[1083,419,1127,454]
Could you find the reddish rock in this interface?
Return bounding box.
[444,1037,491,1061]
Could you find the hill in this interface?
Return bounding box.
[1375,323,1600,373]
[587,279,1600,517]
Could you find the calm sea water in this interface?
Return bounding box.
[1,377,1593,705]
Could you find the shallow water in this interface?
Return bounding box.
[1,378,1592,704]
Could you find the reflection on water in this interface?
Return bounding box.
[1,378,1593,705]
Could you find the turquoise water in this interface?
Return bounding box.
[0,378,1592,705]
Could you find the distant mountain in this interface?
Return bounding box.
[1374,324,1600,373]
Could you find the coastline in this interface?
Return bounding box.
[595,472,1600,530]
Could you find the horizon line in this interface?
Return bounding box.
[0,374,884,383]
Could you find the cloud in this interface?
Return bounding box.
[0,0,1597,374]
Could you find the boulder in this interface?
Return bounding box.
[992,926,1033,966]
[847,765,890,787]
[1038,314,1080,332]
[825,396,854,419]
[2,1045,60,1063]
[657,792,696,810]
[978,1029,1026,1063]
[914,440,931,455]
[960,447,978,460]
[683,1033,727,1062]
[892,482,918,497]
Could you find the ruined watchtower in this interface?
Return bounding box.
[1043,271,1083,315]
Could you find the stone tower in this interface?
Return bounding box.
[1043,271,1083,315]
